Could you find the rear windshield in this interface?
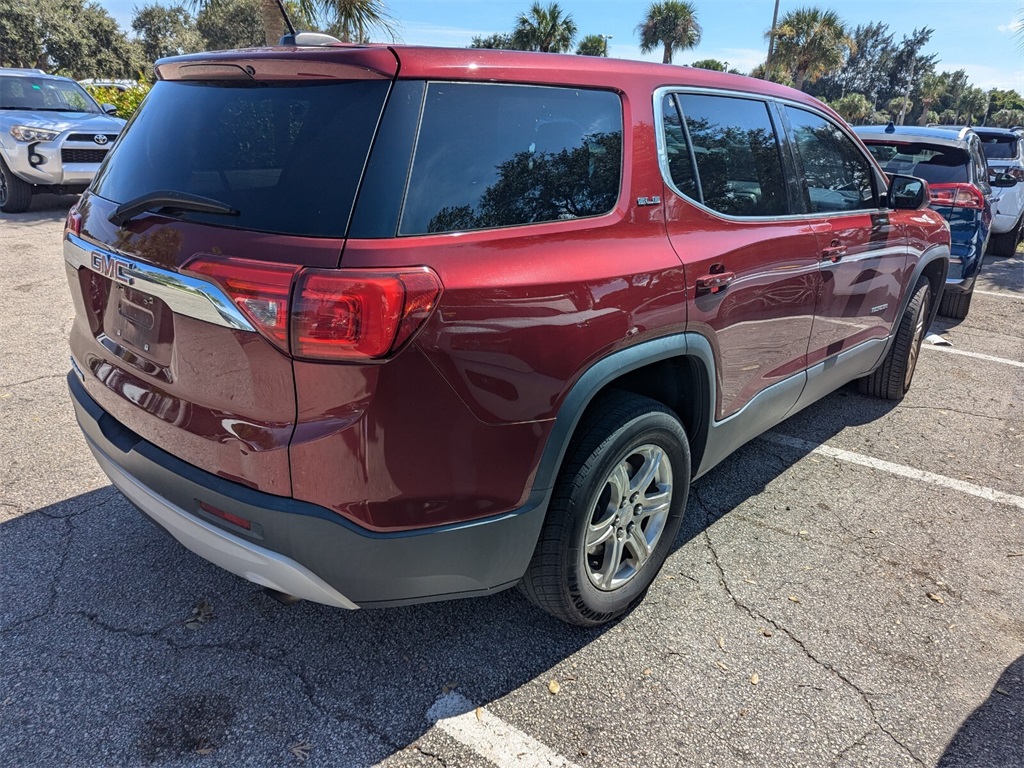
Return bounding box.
[91,79,389,237]
[976,134,1019,160]
[864,141,970,184]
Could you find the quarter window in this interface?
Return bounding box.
[785,107,876,213]
[400,83,622,235]
[663,93,789,218]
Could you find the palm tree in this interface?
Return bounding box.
[916,73,945,125]
[767,7,855,91]
[191,0,395,47]
[512,2,577,53]
[636,1,701,65]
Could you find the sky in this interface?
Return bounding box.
[95,0,1024,92]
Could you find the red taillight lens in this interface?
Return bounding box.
[185,256,300,352]
[929,183,986,210]
[199,501,252,531]
[65,207,82,236]
[291,268,442,361]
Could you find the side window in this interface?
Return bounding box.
[400,83,622,235]
[784,107,877,213]
[666,93,789,217]
[661,94,699,200]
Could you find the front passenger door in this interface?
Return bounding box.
[783,106,909,366]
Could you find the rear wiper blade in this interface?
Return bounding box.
[109,191,240,226]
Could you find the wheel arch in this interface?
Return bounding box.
[530,334,714,498]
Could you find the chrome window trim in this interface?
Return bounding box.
[64,232,255,333]
[653,85,888,223]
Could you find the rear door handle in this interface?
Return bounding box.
[695,271,736,294]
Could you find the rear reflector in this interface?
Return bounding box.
[65,207,82,237]
[291,268,442,361]
[929,183,986,210]
[199,501,252,531]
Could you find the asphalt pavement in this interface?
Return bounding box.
[1,193,1022,768]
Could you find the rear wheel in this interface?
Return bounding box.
[859,277,931,400]
[0,157,32,214]
[937,285,973,320]
[520,391,690,626]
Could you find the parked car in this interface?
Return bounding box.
[77,78,141,93]
[0,68,125,213]
[64,45,950,626]
[856,124,999,319]
[973,126,1024,256]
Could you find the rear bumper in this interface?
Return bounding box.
[69,373,546,608]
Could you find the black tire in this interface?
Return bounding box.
[520,391,690,626]
[987,219,1022,258]
[0,157,32,214]
[859,277,931,401]
[937,285,973,320]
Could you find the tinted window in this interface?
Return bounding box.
[661,95,699,200]
[977,134,1019,160]
[92,79,389,238]
[786,107,876,213]
[400,83,622,235]
[863,141,970,185]
[670,94,789,217]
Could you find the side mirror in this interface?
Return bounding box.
[990,172,1019,188]
[102,103,118,116]
[887,174,929,210]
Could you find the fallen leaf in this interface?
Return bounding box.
[195,737,214,756]
[750,673,760,685]
[716,636,725,651]
[475,707,483,722]
[761,628,773,638]
[927,592,945,605]
[288,740,312,763]
[715,660,730,671]
[798,530,808,536]
[548,680,561,695]
[184,599,215,629]
[788,595,800,604]
[642,668,652,676]
[995,687,1011,697]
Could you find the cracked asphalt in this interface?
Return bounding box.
[1,194,1022,768]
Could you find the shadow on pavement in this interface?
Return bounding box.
[938,654,1024,767]
[0,387,897,766]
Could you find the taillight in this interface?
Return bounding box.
[291,268,442,361]
[184,256,442,361]
[65,207,82,236]
[185,256,300,352]
[929,183,986,210]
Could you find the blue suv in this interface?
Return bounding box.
[855,125,998,320]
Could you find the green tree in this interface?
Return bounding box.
[636,0,700,65]
[42,0,142,78]
[916,74,945,125]
[985,88,1024,123]
[958,86,988,125]
[690,57,725,71]
[512,2,577,53]
[132,4,204,63]
[832,92,872,124]
[196,0,264,51]
[470,33,515,50]
[0,0,45,68]
[767,6,855,90]
[990,108,1024,127]
[576,34,608,56]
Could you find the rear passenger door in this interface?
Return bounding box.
[781,106,908,365]
[660,91,819,421]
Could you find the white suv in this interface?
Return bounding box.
[0,68,125,213]
[975,127,1024,256]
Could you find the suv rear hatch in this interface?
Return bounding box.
[66,48,397,495]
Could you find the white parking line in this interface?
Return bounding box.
[974,289,1022,299]
[427,692,582,768]
[762,433,1024,511]
[921,345,1024,368]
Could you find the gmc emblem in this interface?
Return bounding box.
[90,252,135,286]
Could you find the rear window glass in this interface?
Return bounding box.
[977,134,1019,160]
[91,79,389,237]
[864,141,970,184]
[399,83,622,235]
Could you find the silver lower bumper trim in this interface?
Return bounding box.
[85,436,358,610]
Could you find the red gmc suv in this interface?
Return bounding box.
[65,45,950,626]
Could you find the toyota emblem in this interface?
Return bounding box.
[93,134,109,145]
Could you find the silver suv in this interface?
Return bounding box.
[0,68,125,213]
